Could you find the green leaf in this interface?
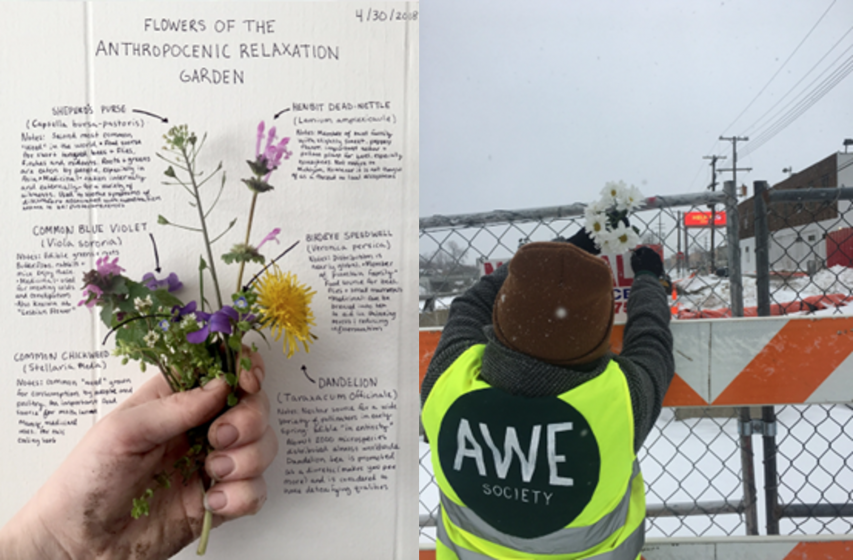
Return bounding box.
[228,335,242,352]
[227,393,239,407]
[241,177,275,193]
[240,357,252,372]
[225,373,238,387]
[246,158,273,177]
[131,488,154,519]
[157,215,170,225]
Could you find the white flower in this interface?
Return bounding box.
[143,330,160,347]
[180,315,198,330]
[584,212,608,243]
[134,295,153,313]
[621,184,645,212]
[601,181,628,206]
[610,222,640,253]
[596,229,619,255]
[612,183,644,212]
[584,198,609,217]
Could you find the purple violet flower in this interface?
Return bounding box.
[186,306,239,344]
[142,272,183,292]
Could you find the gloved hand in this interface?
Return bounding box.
[565,227,601,255]
[630,246,664,277]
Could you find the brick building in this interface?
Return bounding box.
[738,152,853,274]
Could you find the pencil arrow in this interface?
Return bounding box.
[149,233,161,273]
[302,365,316,383]
[132,109,169,123]
[274,108,291,119]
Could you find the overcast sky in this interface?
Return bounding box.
[420,0,853,218]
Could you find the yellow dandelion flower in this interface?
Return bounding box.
[256,266,317,358]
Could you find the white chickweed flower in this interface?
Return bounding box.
[143,330,160,347]
[134,295,153,313]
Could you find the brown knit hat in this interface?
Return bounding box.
[492,242,615,366]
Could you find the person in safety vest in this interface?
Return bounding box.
[421,231,674,560]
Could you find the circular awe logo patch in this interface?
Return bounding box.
[438,389,600,538]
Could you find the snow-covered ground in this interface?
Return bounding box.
[674,265,853,316]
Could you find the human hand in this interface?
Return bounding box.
[0,349,277,560]
[630,246,664,278]
[565,227,601,255]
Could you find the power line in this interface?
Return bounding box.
[741,53,853,158]
[721,0,838,136]
[741,23,853,138]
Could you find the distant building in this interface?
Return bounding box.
[738,152,853,275]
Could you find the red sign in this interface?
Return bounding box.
[684,211,726,228]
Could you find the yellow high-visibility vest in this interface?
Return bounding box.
[422,344,645,559]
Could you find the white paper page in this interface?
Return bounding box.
[0,2,418,558]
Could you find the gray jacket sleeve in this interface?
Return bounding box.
[614,273,675,448]
[420,265,508,407]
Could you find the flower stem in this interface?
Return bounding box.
[181,146,224,309]
[197,508,213,555]
[236,192,259,292]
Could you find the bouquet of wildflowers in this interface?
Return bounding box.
[583,181,644,254]
[78,121,316,554]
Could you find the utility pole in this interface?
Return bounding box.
[703,155,726,271]
[719,136,752,273]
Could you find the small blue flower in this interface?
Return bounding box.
[234,296,249,311]
[158,319,170,332]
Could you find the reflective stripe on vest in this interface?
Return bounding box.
[439,460,640,555]
[437,517,645,560]
[422,344,645,559]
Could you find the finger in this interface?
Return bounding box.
[204,476,268,518]
[206,425,278,482]
[237,347,266,395]
[208,390,270,450]
[114,371,173,411]
[111,377,230,453]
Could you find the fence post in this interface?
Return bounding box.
[754,181,770,316]
[753,180,780,535]
[724,180,743,317]
[726,179,758,534]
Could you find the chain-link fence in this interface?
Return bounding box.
[418,185,853,546]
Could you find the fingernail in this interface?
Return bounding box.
[215,423,239,449]
[204,491,227,512]
[209,455,235,480]
[253,366,265,385]
[203,377,226,391]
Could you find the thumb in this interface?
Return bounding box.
[112,377,230,453]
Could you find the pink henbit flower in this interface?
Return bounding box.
[96,255,124,277]
[256,121,266,159]
[78,284,103,308]
[254,121,293,180]
[256,228,281,251]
